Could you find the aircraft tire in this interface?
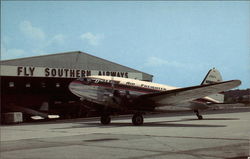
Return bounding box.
[194,110,203,120]
[132,114,144,126]
[100,115,111,125]
[198,115,203,120]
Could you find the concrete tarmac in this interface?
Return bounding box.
[1,108,250,159]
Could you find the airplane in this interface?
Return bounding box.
[69,68,241,125]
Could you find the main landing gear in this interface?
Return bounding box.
[100,113,144,126]
[194,110,203,120]
[100,114,111,125]
[132,113,144,126]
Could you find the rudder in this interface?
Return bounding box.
[201,68,224,103]
[201,68,223,85]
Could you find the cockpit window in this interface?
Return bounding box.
[79,78,91,84]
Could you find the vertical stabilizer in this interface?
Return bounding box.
[201,68,222,85]
[201,68,224,103]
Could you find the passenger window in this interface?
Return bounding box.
[87,78,92,83]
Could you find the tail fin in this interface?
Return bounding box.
[201,68,223,85]
[201,68,224,103]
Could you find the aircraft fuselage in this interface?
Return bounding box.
[69,76,215,110]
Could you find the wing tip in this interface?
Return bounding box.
[230,80,241,88]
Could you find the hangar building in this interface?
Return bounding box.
[0,51,153,122]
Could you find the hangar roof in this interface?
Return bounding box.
[1,51,153,81]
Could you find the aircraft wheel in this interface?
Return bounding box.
[194,110,203,120]
[100,115,111,125]
[197,115,203,120]
[132,114,144,126]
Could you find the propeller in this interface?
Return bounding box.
[109,77,132,106]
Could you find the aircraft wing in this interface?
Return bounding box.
[139,80,241,106]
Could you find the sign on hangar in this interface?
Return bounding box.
[0,51,153,81]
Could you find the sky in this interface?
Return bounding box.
[1,1,250,89]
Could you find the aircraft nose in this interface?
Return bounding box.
[69,80,83,96]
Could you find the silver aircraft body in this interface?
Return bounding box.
[69,68,241,125]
